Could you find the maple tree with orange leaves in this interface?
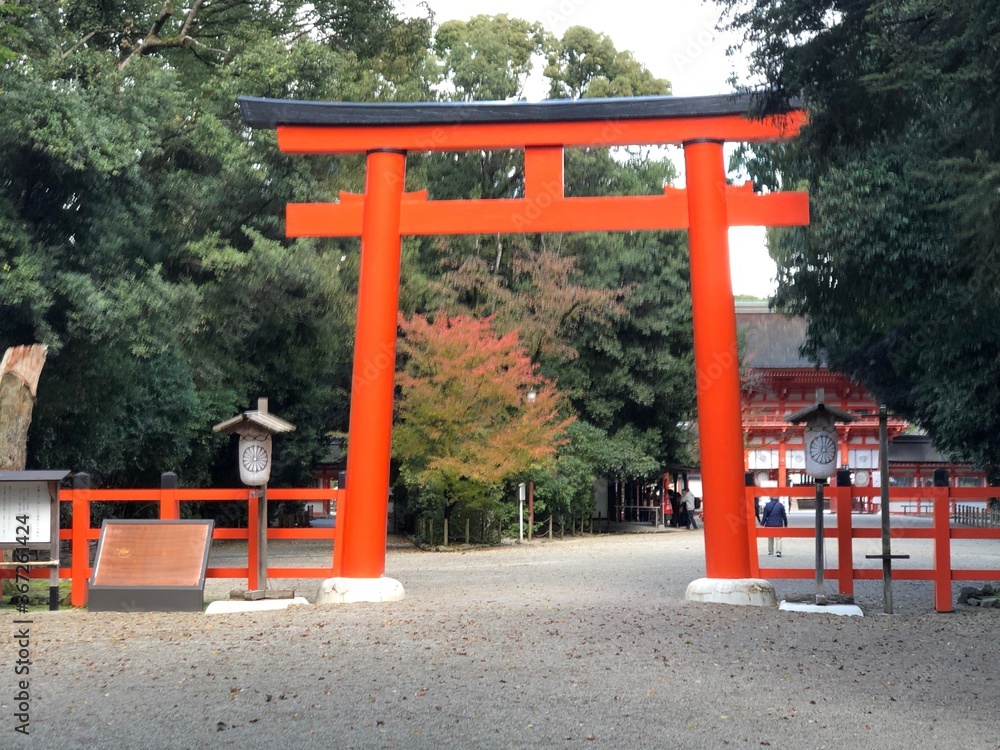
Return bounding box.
[393,311,573,517]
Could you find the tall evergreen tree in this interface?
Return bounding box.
[1,0,431,485]
[720,0,1000,473]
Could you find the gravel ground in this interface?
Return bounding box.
[4,521,1000,750]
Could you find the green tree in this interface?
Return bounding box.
[4,6,699,501]
[437,248,627,365]
[432,14,549,101]
[545,26,671,99]
[2,0,431,486]
[414,18,691,489]
[560,149,696,478]
[719,0,1000,473]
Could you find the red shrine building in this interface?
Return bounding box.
[736,302,985,492]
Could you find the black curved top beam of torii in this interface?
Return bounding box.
[238,92,789,128]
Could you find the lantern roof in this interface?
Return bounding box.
[213,397,296,435]
[785,389,857,425]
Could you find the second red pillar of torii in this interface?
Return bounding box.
[239,94,809,582]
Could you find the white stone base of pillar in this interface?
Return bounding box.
[685,577,777,607]
[316,577,405,604]
[205,597,311,615]
[778,600,863,617]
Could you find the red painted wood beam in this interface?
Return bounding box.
[276,112,807,154]
[285,186,809,237]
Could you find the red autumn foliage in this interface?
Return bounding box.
[394,311,573,485]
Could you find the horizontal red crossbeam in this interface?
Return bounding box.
[286,185,809,237]
[276,112,807,154]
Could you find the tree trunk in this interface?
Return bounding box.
[0,344,47,597]
[0,344,47,470]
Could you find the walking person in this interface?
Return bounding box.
[681,487,698,530]
[760,496,787,556]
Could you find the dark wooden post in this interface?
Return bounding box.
[160,471,179,520]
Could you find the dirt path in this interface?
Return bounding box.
[4,529,999,749]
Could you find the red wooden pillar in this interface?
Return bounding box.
[70,472,90,607]
[340,149,406,579]
[835,485,855,597]
[333,487,346,575]
[932,487,953,612]
[684,139,752,579]
[778,438,788,487]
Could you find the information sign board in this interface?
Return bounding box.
[88,520,214,611]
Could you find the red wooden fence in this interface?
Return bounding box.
[748,485,1000,612]
[18,480,1000,613]
[44,483,344,607]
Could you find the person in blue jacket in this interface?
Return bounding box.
[760,496,788,557]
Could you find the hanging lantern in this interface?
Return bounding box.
[239,428,273,486]
[803,411,838,479]
[785,389,856,482]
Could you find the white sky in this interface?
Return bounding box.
[397,0,777,298]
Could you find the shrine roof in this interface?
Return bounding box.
[888,434,951,463]
[736,307,820,369]
[238,92,787,129]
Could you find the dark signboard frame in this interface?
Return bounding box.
[88,519,214,612]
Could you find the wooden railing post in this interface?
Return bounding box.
[333,483,346,577]
[71,472,90,607]
[160,471,179,520]
[835,486,855,597]
[745,487,761,578]
[933,488,953,612]
[247,487,260,591]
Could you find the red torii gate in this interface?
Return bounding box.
[239,93,808,603]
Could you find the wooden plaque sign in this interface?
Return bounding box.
[88,520,214,611]
[0,481,52,546]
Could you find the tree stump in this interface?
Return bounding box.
[0,344,47,598]
[0,345,47,470]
